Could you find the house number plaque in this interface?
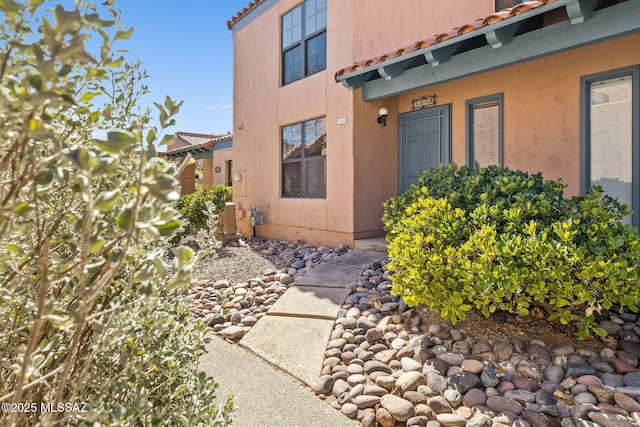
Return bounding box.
[412,94,437,110]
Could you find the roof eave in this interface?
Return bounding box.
[336,0,595,90]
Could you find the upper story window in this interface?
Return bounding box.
[282,0,327,86]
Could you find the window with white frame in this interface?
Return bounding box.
[281,0,327,85]
[466,94,503,168]
[282,117,327,198]
[581,66,639,226]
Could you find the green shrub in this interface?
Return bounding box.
[384,164,640,338]
[0,1,232,425]
[175,185,233,235]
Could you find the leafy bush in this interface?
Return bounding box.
[0,1,232,425]
[175,185,233,235]
[384,164,640,338]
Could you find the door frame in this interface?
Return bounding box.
[398,104,452,193]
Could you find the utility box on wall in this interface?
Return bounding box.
[249,209,263,226]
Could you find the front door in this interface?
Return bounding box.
[399,105,451,193]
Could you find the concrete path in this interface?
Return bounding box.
[199,249,387,426]
[201,334,359,427]
[240,249,386,385]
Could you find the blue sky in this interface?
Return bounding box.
[114,1,249,136]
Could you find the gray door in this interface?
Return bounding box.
[399,105,451,193]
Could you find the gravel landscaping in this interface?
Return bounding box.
[190,239,640,427]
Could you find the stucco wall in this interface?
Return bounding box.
[201,157,214,187]
[231,0,495,246]
[232,0,356,246]
[212,147,233,186]
[351,0,494,63]
[393,33,640,196]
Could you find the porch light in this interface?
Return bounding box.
[377,107,388,126]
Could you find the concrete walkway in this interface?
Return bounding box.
[199,249,387,427]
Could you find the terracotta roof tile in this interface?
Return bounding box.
[162,134,233,157]
[336,0,556,81]
[227,1,264,30]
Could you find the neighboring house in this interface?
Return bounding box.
[228,0,640,247]
[162,132,234,194]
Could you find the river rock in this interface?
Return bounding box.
[449,372,481,394]
[397,371,426,392]
[381,394,416,422]
[486,396,524,415]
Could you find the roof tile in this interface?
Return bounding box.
[163,134,233,156]
[336,0,556,81]
[227,1,264,30]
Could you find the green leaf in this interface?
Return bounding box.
[115,26,134,41]
[79,92,102,103]
[153,220,181,237]
[591,326,608,338]
[28,74,42,90]
[117,207,133,230]
[5,244,22,254]
[35,170,53,185]
[158,134,174,146]
[578,326,589,340]
[94,190,120,211]
[54,4,81,32]
[146,128,157,145]
[90,236,104,254]
[95,130,137,153]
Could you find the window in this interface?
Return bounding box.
[581,66,640,226]
[282,0,327,85]
[495,0,524,11]
[226,160,233,187]
[282,117,326,198]
[466,94,503,168]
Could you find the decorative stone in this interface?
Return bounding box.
[313,375,334,395]
[461,359,484,374]
[449,372,481,394]
[354,395,381,409]
[220,325,245,340]
[402,357,424,372]
[341,402,358,418]
[521,410,559,427]
[486,396,524,415]
[376,375,397,391]
[614,392,640,413]
[375,349,398,364]
[481,363,500,388]
[403,390,429,405]
[364,360,392,375]
[381,394,416,422]
[425,372,448,394]
[427,395,452,414]
[544,365,565,383]
[365,384,389,397]
[466,413,492,427]
[566,364,598,378]
[463,388,487,407]
[622,372,640,387]
[332,378,349,397]
[396,371,426,392]
[366,327,384,342]
[588,385,616,404]
[588,411,638,427]
[436,413,466,426]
